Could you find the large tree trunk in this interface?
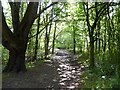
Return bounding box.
[3,45,27,72]
[3,36,28,72]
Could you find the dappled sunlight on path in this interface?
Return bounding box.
[51,48,82,89]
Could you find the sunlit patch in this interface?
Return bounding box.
[71,76,76,79]
[71,70,76,73]
[57,68,61,71]
[53,79,57,82]
[59,82,65,85]
[60,74,67,78]
[81,65,85,68]
[75,83,79,86]
[64,71,71,74]
[47,85,54,88]
[67,85,75,89]
[59,78,68,82]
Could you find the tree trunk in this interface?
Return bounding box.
[73,32,76,54]
[52,22,57,54]
[89,36,95,69]
[98,21,101,52]
[44,8,53,58]
[95,35,98,51]
[44,24,51,59]
[83,2,108,69]
[44,24,49,59]
[103,23,107,52]
[73,21,76,54]
[3,46,26,72]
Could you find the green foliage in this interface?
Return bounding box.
[1,45,9,68]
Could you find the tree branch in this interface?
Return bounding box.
[35,2,58,19]
[9,2,20,34]
[2,9,17,50]
[83,2,91,36]
[18,2,38,40]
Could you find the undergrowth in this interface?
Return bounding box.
[79,51,120,89]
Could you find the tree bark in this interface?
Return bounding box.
[73,21,76,54]
[103,17,107,52]
[52,22,57,54]
[3,45,26,72]
[89,36,95,69]
[98,21,101,52]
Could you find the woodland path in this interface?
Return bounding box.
[2,49,83,89]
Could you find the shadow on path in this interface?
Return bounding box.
[2,48,83,89]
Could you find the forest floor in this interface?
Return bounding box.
[2,49,85,89]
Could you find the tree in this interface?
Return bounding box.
[83,2,110,69]
[52,22,57,54]
[44,11,53,59]
[33,2,41,60]
[2,1,57,72]
[73,20,76,54]
[2,2,38,72]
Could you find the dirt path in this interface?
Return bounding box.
[2,49,82,89]
[2,63,60,89]
[52,49,82,89]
